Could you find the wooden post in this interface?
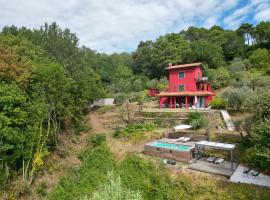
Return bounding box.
[170,97,172,109]
[231,150,234,170]
[174,97,176,108]
[185,96,188,110]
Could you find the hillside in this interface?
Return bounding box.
[1,21,270,199]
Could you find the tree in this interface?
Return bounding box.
[208,26,227,46]
[255,21,270,44]
[222,31,245,60]
[190,40,225,68]
[249,48,270,69]
[206,67,230,89]
[132,40,155,77]
[237,23,255,45]
[181,26,209,42]
[244,92,270,169]
[222,86,253,111]
[133,33,191,78]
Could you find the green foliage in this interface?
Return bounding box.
[185,112,207,130]
[48,146,270,200]
[36,182,47,197]
[48,146,115,200]
[92,171,143,200]
[90,134,106,147]
[222,86,253,111]
[249,119,270,169]
[249,48,270,69]
[209,96,227,109]
[206,67,230,89]
[0,26,104,186]
[243,92,270,169]
[113,123,155,142]
[133,33,191,78]
[244,91,270,122]
[190,40,225,68]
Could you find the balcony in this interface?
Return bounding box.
[195,77,209,82]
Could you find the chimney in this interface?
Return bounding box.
[168,63,172,67]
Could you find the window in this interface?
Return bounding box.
[179,84,185,91]
[179,71,185,78]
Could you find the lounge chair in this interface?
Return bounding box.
[175,137,184,142]
[206,157,216,162]
[251,170,260,177]
[214,158,224,164]
[182,137,190,142]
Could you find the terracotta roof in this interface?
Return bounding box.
[158,91,214,97]
[165,62,203,70]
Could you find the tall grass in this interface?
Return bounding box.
[48,145,115,200]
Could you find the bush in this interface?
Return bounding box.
[113,123,155,142]
[209,97,226,109]
[114,93,128,104]
[186,112,207,130]
[90,134,106,147]
[36,182,47,197]
[222,86,253,111]
[92,171,143,200]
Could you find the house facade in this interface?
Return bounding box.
[158,62,214,109]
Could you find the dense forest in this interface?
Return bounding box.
[1,21,270,196]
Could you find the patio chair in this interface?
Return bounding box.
[214,158,224,164]
[206,157,216,162]
[167,160,176,165]
[251,170,260,177]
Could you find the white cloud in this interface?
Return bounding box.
[0,0,260,53]
[253,0,270,21]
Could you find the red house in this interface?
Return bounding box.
[158,62,214,109]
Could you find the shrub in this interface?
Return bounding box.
[92,171,143,200]
[90,134,106,147]
[222,86,253,111]
[114,93,128,104]
[113,123,155,142]
[36,182,47,197]
[209,96,226,109]
[186,112,207,130]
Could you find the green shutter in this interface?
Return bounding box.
[179,71,185,78]
[179,84,185,91]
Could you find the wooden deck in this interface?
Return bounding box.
[188,158,238,177]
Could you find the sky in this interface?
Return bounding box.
[0,0,269,53]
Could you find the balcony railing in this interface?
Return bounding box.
[195,77,208,82]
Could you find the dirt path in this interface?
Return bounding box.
[89,111,109,133]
